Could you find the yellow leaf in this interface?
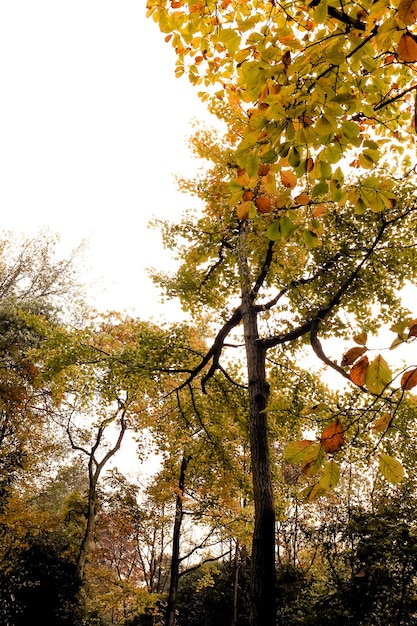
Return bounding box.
[398,0,417,25]
[379,454,404,483]
[397,33,417,62]
[236,201,251,220]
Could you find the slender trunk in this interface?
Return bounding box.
[73,406,127,582]
[76,461,97,581]
[231,541,240,626]
[166,454,191,626]
[238,224,276,626]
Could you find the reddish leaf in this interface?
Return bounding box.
[255,195,272,213]
[341,346,367,367]
[408,319,417,337]
[349,355,369,387]
[294,192,311,205]
[320,419,344,453]
[401,368,417,390]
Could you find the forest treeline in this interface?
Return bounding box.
[0,222,417,626]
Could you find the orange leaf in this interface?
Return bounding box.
[341,346,367,367]
[397,33,417,62]
[258,163,270,176]
[349,355,369,386]
[398,0,417,25]
[312,204,326,217]
[280,170,297,189]
[255,195,273,213]
[320,419,344,453]
[294,193,311,205]
[401,368,417,390]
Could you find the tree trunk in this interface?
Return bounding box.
[166,454,191,626]
[231,541,240,626]
[238,224,276,626]
[76,458,97,581]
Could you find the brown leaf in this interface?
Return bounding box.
[280,170,297,189]
[294,192,311,205]
[353,331,368,345]
[349,355,369,387]
[255,195,272,213]
[341,346,367,367]
[258,163,270,176]
[320,419,344,453]
[408,318,417,337]
[398,0,417,25]
[401,368,417,390]
[282,50,292,68]
[372,413,392,433]
[397,33,417,62]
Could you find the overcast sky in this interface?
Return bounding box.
[0,2,212,319]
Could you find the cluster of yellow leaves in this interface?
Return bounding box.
[148,0,417,227]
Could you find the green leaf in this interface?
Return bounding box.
[302,229,320,249]
[300,483,325,502]
[390,336,405,350]
[283,440,314,464]
[318,460,340,490]
[245,151,259,177]
[390,320,409,336]
[379,454,404,483]
[364,355,392,394]
[315,116,334,137]
[302,442,325,476]
[312,182,328,198]
[280,215,296,239]
[260,149,277,163]
[266,219,281,241]
[266,214,295,241]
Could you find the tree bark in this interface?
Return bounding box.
[238,224,276,626]
[166,454,191,626]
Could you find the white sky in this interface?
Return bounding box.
[0,1,211,320]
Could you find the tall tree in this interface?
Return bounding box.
[147,2,417,621]
[145,93,417,626]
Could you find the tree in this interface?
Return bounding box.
[146,0,417,620]
[0,231,85,509]
[147,102,417,622]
